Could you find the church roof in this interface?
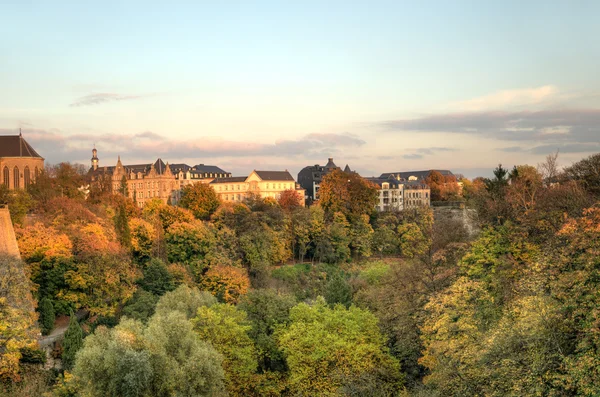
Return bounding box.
[0,135,43,158]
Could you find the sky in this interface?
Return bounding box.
[1,0,599,178]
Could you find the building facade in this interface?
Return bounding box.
[210,170,305,206]
[88,148,230,207]
[297,158,352,202]
[380,169,455,182]
[366,177,404,212]
[403,180,431,209]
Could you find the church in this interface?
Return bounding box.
[0,132,44,190]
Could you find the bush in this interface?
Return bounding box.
[38,298,55,336]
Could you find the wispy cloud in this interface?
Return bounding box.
[446,85,560,111]
[69,92,151,107]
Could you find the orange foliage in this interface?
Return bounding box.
[16,223,73,263]
[200,265,250,304]
[72,223,121,260]
[167,263,195,287]
[278,189,303,210]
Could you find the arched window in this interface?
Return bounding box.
[24,166,30,188]
[13,167,20,189]
[34,166,39,179]
[2,167,8,187]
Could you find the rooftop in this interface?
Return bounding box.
[0,135,43,159]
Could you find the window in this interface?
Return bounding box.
[13,167,19,189]
[2,167,8,186]
[24,167,30,187]
[266,183,270,189]
[34,167,39,179]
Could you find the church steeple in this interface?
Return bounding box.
[91,145,99,170]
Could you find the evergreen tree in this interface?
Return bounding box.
[325,273,353,308]
[38,297,55,335]
[119,175,129,197]
[138,258,175,296]
[113,202,131,249]
[62,312,83,370]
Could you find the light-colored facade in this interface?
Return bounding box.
[0,134,44,190]
[88,148,230,207]
[210,170,305,206]
[367,178,404,212]
[403,181,430,209]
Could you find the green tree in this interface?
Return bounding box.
[74,315,225,397]
[179,183,221,220]
[192,303,257,396]
[239,289,296,372]
[325,273,352,308]
[277,297,403,396]
[38,297,55,336]
[62,312,83,370]
[138,259,175,296]
[165,221,215,279]
[154,284,216,319]
[122,290,159,323]
[113,202,132,249]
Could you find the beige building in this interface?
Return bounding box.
[403,180,430,209]
[88,148,230,207]
[0,133,44,190]
[210,170,305,206]
[366,177,404,211]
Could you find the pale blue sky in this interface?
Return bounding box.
[1,1,599,177]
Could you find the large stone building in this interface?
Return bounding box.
[88,147,230,207]
[0,133,44,190]
[297,158,352,202]
[210,170,305,206]
[366,177,404,212]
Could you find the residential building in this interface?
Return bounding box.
[403,180,431,209]
[210,170,305,206]
[87,147,230,207]
[0,133,44,190]
[297,158,352,202]
[366,177,404,211]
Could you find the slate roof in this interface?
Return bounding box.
[210,176,247,184]
[192,164,228,174]
[365,177,402,188]
[0,135,43,158]
[254,170,295,181]
[380,170,454,180]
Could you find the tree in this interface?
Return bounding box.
[426,171,460,201]
[277,297,403,396]
[138,258,175,296]
[277,189,302,211]
[165,221,215,279]
[199,265,250,304]
[193,303,257,396]
[62,312,83,370]
[318,169,378,221]
[129,218,155,265]
[324,273,352,308]
[0,255,38,382]
[563,152,600,197]
[154,284,216,319]
[239,289,296,373]
[74,315,225,397]
[122,290,159,323]
[6,189,35,226]
[113,201,132,249]
[38,297,55,335]
[179,183,221,220]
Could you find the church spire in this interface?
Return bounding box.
[91,145,99,170]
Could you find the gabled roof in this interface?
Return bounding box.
[254,170,295,181]
[365,177,402,188]
[210,176,247,184]
[0,135,43,158]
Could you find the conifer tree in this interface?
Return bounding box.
[38,297,55,335]
[62,312,83,370]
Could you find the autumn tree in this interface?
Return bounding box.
[199,265,250,304]
[563,152,600,197]
[277,189,302,211]
[179,183,221,220]
[318,169,378,221]
[277,298,403,396]
[154,284,216,319]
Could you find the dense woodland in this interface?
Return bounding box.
[1,152,600,396]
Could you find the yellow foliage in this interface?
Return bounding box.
[200,265,250,304]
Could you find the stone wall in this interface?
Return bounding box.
[0,207,20,258]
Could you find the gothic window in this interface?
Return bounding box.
[2,167,8,187]
[13,167,19,189]
[24,167,30,188]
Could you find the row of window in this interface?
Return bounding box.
[217,182,293,192]
[2,166,38,189]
